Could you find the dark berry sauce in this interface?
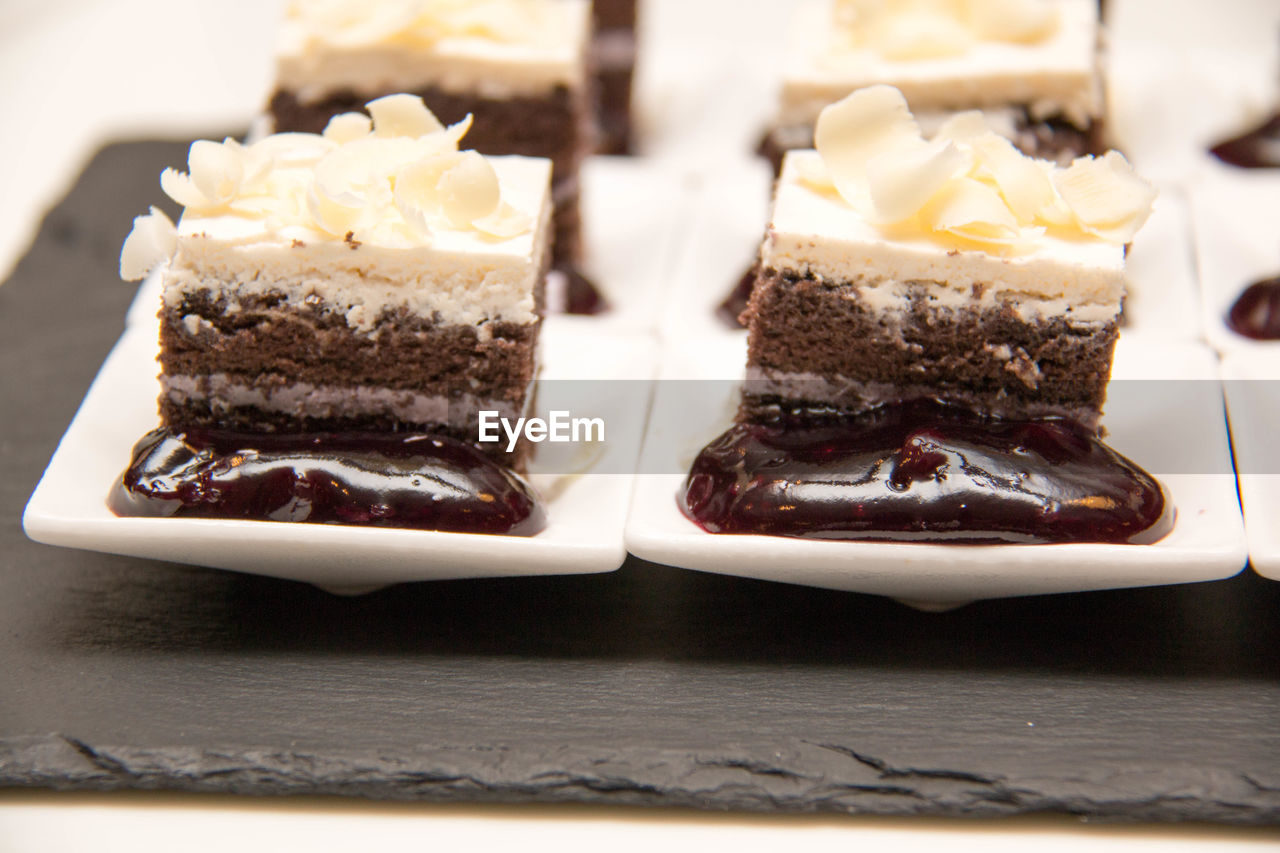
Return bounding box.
[715,262,758,329]
[558,265,609,315]
[1226,275,1280,340]
[110,428,547,536]
[1210,112,1280,169]
[680,402,1172,545]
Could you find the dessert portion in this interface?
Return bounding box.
[762,0,1106,170]
[744,86,1154,431]
[268,0,592,266]
[590,0,639,155]
[682,86,1169,545]
[117,96,552,533]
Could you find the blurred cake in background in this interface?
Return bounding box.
[761,0,1107,170]
[268,0,592,266]
[589,0,640,154]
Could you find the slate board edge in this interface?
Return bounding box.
[3,734,1279,824]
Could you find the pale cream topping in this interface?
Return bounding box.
[780,0,1102,129]
[803,85,1155,253]
[285,0,560,51]
[121,95,540,284]
[275,0,590,100]
[830,0,1061,61]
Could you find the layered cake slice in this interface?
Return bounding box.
[743,85,1156,432]
[683,86,1170,545]
[121,95,552,454]
[268,0,592,266]
[763,0,1105,169]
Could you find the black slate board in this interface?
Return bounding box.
[2,139,1280,824]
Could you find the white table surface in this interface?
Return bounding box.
[3,0,1279,848]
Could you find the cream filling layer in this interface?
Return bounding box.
[163,374,524,427]
[743,367,1103,426]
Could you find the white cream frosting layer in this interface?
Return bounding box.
[165,167,553,331]
[275,0,591,101]
[762,150,1126,318]
[779,0,1102,128]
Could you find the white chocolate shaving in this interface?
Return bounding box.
[970,133,1056,222]
[119,207,177,281]
[323,112,373,144]
[1054,151,1158,242]
[438,151,501,228]
[922,177,1021,246]
[815,85,921,207]
[367,94,445,138]
[867,139,969,224]
[809,85,1156,252]
[160,168,207,208]
[188,140,243,206]
[934,111,991,145]
[393,151,466,230]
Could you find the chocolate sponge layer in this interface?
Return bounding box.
[159,290,540,439]
[742,267,1119,429]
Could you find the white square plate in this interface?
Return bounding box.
[1221,351,1280,581]
[1191,169,1280,356]
[626,335,1246,608]
[23,321,657,594]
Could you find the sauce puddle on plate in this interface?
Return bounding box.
[111,428,547,536]
[680,402,1172,544]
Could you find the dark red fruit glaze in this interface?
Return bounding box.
[110,428,547,536]
[1209,112,1280,169]
[715,263,757,329]
[679,402,1172,544]
[1226,276,1280,340]
[558,264,609,315]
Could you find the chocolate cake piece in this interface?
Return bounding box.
[761,0,1107,170]
[589,0,639,154]
[120,96,553,463]
[268,0,591,266]
[743,86,1156,432]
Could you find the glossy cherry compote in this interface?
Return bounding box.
[679,402,1172,544]
[110,428,546,536]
